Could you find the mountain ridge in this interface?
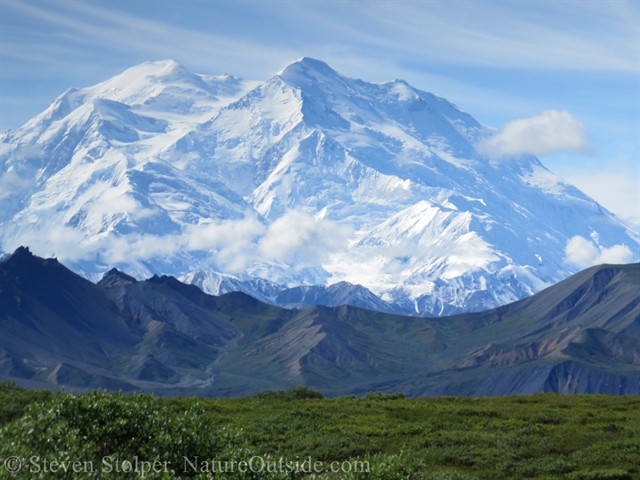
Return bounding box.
[1,248,638,396]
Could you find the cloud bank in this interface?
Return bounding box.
[480,110,591,157]
[2,210,354,276]
[564,235,634,269]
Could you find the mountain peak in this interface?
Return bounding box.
[117,59,186,78]
[2,59,638,318]
[1,246,46,270]
[98,268,138,288]
[295,57,334,69]
[11,246,32,258]
[277,57,343,85]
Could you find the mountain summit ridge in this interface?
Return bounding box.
[1,58,637,315]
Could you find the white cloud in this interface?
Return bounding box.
[100,233,182,265]
[185,217,265,251]
[479,110,591,157]
[2,209,354,275]
[184,216,266,272]
[183,210,352,274]
[258,210,353,268]
[564,235,634,269]
[3,222,185,266]
[88,191,154,220]
[4,224,93,263]
[0,169,33,201]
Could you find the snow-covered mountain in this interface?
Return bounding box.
[1,58,637,315]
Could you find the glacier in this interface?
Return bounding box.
[1,57,637,316]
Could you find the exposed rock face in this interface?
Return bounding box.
[544,361,640,395]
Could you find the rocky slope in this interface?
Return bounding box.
[1,248,638,396]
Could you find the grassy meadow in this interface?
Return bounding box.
[0,382,638,479]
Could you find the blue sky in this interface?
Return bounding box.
[1,0,638,225]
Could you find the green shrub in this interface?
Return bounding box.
[252,386,324,401]
[364,392,405,401]
[0,381,53,427]
[0,390,295,479]
[566,470,632,480]
[1,383,639,479]
[315,452,477,480]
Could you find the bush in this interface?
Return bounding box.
[0,381,53,427]
[315,452,476,480]
[566,471,632,480]
[364,392,405,401]
[0,390,296,479]
[252,386,324,401]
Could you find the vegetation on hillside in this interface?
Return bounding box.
[1,382,638,479]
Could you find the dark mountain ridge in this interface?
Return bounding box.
[1,247,638,396]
